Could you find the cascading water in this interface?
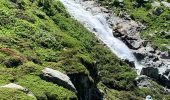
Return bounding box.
[60,0,143,74]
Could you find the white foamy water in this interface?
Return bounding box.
[60,0,143,74]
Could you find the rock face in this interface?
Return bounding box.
[68,73,104,100]
[41,68,76,92]
[112,15,145,50]
[0,83,35,98]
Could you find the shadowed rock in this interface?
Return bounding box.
[140,67,159,79]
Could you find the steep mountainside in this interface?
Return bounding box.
[0,0,169,100]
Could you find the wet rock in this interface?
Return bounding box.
[41,68,76,92]
[146,95,153,100]
[146,47,155,53]
[164,88,170,93]
[140,67,170,88]
[126,39,142,49]
[158,74,170,88]
[135,75,151,88]
[168,73,170,80]
[160,52,170,59]
[163,69,170,76]
[133,52,145,61]
[0,83,35,98]
[133,47,153,59]
[154,61,164,67]
[154,7,164,16]
[124,59,135,67]
[140,67,159,79]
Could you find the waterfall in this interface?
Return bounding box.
[60,0,143,74]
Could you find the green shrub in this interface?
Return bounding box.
[0,9,16,28]
[3,57,23,68]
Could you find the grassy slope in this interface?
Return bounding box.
[99,0,170,51]
[0,0,169,99]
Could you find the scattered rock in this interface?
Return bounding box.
[41,68,76,92]
[160,52,170,59]
[164,87,170,93]
[133,52,145,61]
[146,95,153,100]
[154,7,164,16]
[135,75,151,88]
[0,83,35,98]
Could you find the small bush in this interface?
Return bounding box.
[0,10,16,27]
[3,57,23,68]
[15,10,36,23]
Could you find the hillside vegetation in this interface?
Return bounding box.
[0,0,169,99]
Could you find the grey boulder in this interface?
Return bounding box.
[41,68,76,92]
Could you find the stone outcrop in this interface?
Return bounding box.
[41,68,76,92]
[68,73,104,100]
[0,83,35,98]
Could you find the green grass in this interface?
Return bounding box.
[0,88,36,100]
[18,75,77,100]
